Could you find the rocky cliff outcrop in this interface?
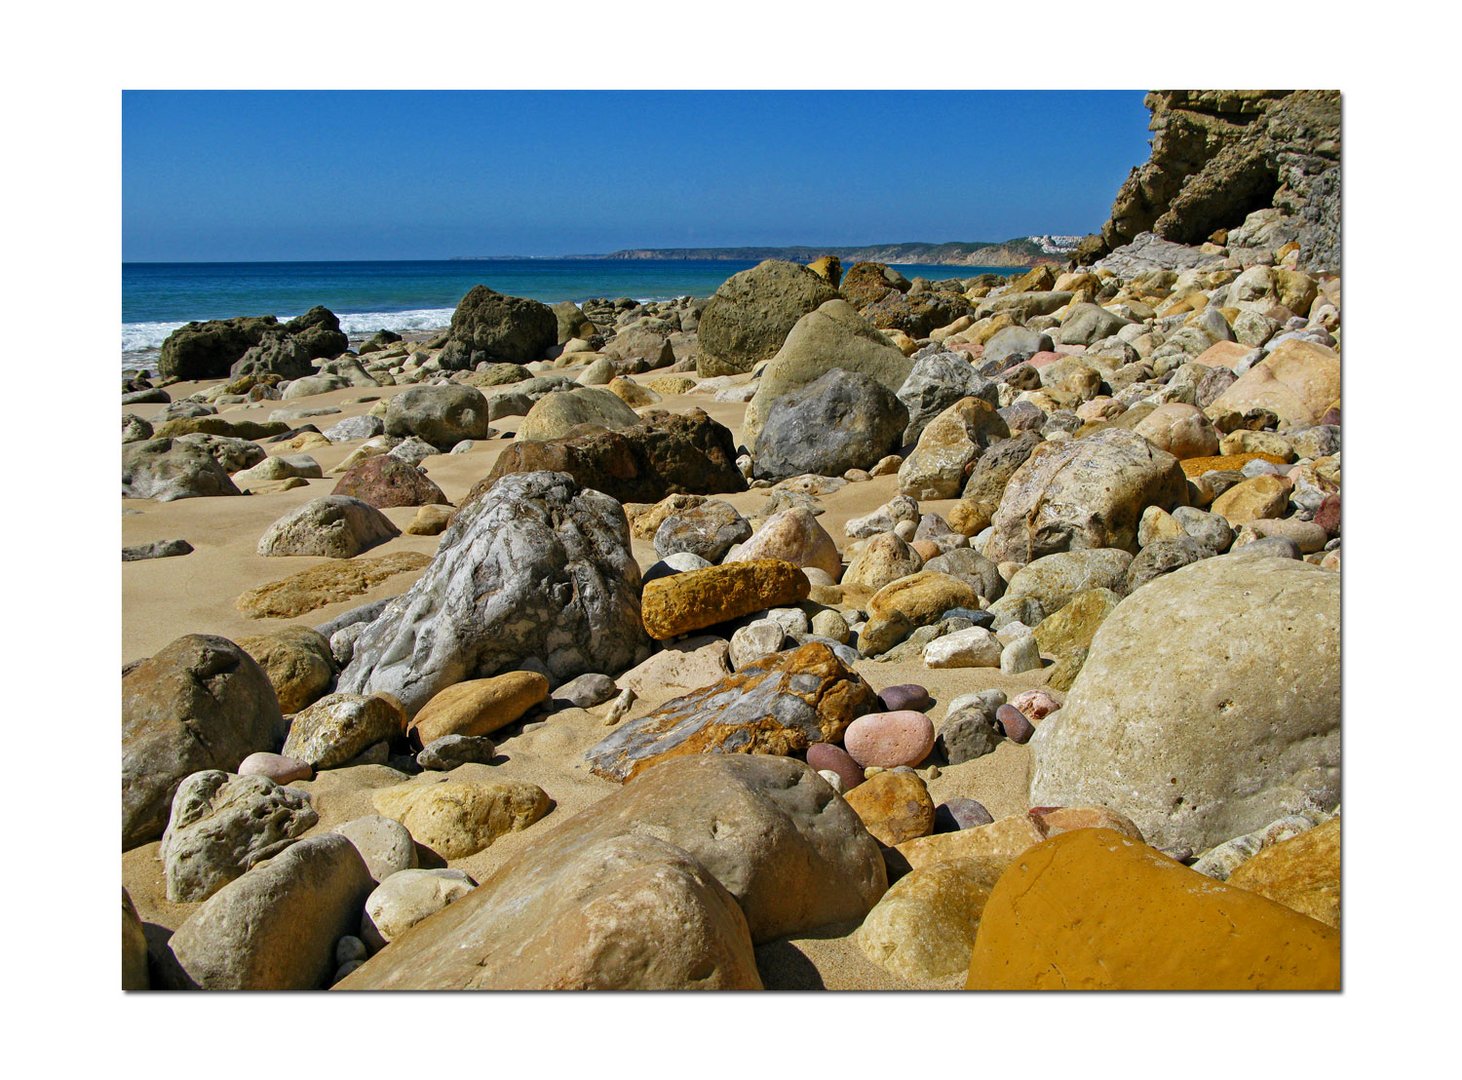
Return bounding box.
[1074,90,1340,273]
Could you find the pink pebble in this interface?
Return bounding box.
[1009,689,1061,722]
[238,752,313,784]
[842,710,936,769]
[807,742,864,791]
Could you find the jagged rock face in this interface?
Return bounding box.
[1077,90,1340,272]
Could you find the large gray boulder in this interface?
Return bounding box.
[160,771,318,903]
[164,834,374,990]
[122,439,241,502]
[1029,554,1340,853]
[440,285,557,367]
[696,259,840,377]
[1057,302,1133,346]
[985,428,1189,566]
[743,299,912,446]
[122,635,284,850]
[256,495,400,558]
[753,368,907,482]
[981,326,1054,370]
[230,332,314,381]
[337,471,651,716]
[896,350,999,444]
[384,384,493,450]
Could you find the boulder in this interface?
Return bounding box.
[256,495,400,558]
[985,428,1189,566]
[372,779,551,859]
[640,559,809,641]
[843,533,924,592]
[1029,554,1339,853]
[408,671,549,745]
[1005,549,1134,614]
[724,508,842,581]
[966,829,1340,990]
[158,315,279,380]
[122,438,241,502]
[1032,588,1122,657]
[281,692,406,769]
[165,834,374,990]
[122,889,149,990]
[585,642,877,782]
[160,771,318,902]
[653,499,752,563]
[516,385,641,442]
[234,625,336,714]
[753,368,907,481]
[742,299,913,446]
[122,634,284,850]
[1132,402,1220,459]
[337,472,650,716]
[360,868,477,950]
[897,397,1009,500]
[331,456,447,509]
[895,350,997,444]
[696,260,840,377]
[854,862,993,982]
[441,285,556,367]
[339,832,761,990]
[481,408,746,504]
[1226,816,1340,928]
[1058,302,1132,345]
[1207,338,1341,430]
[384,385,493,449]
[331,815,418,883]
[843,769,936,845]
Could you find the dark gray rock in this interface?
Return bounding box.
[696,260,841,377]
[417,734,498,770]
[442,285,557,367]
[384,384,493,450]
[653,499,752,563]
[122,438,241,502]
[1125,535,1212,592]
[337,471,652,716]
[982,326,1054,370]
[122,539,194,562]
[895,350,999,445]
[937,705,1004,764]
[753,368,908,482]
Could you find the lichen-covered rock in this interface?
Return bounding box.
[441,285,557,367]
[235,625,336,713]
[1029,554,1339,853]
[160,771,318,902]
[122,634,284,850]
[372,779,551,859]
[122,438,242,502]
[985,428,1188,566]
[384,384,493,449]
[640,558,809,641]
[966,828,1340,989]
[585,641,878,782]
[1032,588,1122,658]
[696,259,841,377]
[281,692,406,769]
[158,314,280,380]
[1005,548,1134,614]
[165,834,374,990]
[256,496,400,559]
[753,368,908,482]
[337,472,650,716]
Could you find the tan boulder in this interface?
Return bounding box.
[843,769,936,846]
[372,778,551,859]
[1192,340,1255,370]
[1210,473,1293,523]
[854,861,993,982]
[867,571,983,625]
[235,625,336,713]
[1227,816,1340,928]
[1132,402,1220,459]
[408,671,549,745]
[724,507,842,581]
[896,397,1009,500]
[640,559,810,640]
[1032,588,1123,657]
[1207,338,1341,429]
[843,533,924,591]
[966,829,1340,989]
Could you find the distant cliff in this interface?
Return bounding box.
[1074,90,1340,272]
[580,236,1076,267]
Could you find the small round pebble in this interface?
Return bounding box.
[807,742,864,791]
[237,752,312,785]
[335,935,368,966]
[934,797,995,833]
[878,683,932,713]
[843,710,937,769]
[1009,689,1061,721]
[994,704,1035,744]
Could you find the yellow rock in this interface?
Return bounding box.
[867,571,981,624]
[1179,452,1288,479]
[640,559,809,640]
[373,779,551,859]
[854,861,993,982]
[409,671,549,744]
[1211,473,1293,523]
[966,829,1340,989]
[843,770,936,846]
[644,375,698,396]
[1228,817,1340,928]
[235,551,431,620]
[895,813,1046,877]
[948,500,995,536]
[807,255,842,289]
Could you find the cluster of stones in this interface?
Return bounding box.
[123,215,1341,991]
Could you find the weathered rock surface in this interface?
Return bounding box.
[360,868,477,951]
[515,385,641,441]
[440,285,557,367]
[855,862,993,982]
[281,692,406,769]
[122,438,241,502]
[843,769,936,846]
[725,507,842,581]
[897,397,1009,500]
[1227,815,1340,928]
[372,778,551,859]
[696,259,840,377]
[652,499,752,563]
[160,771,318,902]
[235,625,335,713]
[966,829,1340,989]
[165,834,374,990]
[384,385,493,449]
[1207,338,1341,430]
[408,671,549,745]
[586,642,878,782]
[338,472,650,716]
[235,551,430,619]
[256,496,400,559]
[122,634,284,850]
[331,455,447,509]
[753,368,908,482]
[640,559,809,641]
[1029,554,1339,853]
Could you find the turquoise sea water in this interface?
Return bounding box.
[121,258,1027,368]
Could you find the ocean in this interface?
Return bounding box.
[121,258,1027,372]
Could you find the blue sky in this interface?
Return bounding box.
[122,90,1152,262]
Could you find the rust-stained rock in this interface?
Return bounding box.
[235,552,430,620]
[585,642,878,782]
[966,828,1340,989]
[331,455,448,509]
[640,558,810,641]
[408,671,549,746]
[1178,452,1288,479]
[843,769,936,846]
[1227,816,1340,928]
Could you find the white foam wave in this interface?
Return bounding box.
[121,308,457,353]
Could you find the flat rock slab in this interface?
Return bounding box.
[235,551,430,620]
[585,641,878,782]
